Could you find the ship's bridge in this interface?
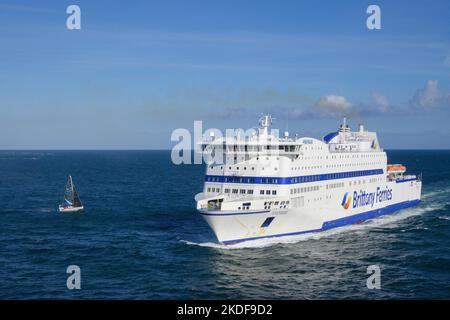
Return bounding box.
[200,115,307,157]
[201,138,304,156]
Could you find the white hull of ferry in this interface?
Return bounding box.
[199,179,421,244]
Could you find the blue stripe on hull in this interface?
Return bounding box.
[221,199,421,245]
[395,178,416,183]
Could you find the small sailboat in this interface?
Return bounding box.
[59,175,84,213]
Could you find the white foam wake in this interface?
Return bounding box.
[181,225,365,250]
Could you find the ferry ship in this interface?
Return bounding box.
[195,116,422,244]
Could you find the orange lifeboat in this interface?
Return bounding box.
[387,164,406,172]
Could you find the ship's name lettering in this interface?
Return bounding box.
[353,187,393,209]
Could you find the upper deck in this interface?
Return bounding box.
[200,116,383,159]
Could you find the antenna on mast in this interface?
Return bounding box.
[284,109,290,140]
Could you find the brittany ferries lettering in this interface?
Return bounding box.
[351,187,393,209]
[195,116,422,244]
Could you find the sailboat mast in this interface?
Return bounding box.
[70,175,73,201]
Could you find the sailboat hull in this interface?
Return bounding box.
[59,205,84,213]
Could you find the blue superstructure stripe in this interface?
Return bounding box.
[205,168,384,185]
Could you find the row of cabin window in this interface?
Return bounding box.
[211,166,256,170]
[296,153,384,160]
[223,177,279,184]
[211,161,384,174]
[207,176,280,184]
[350,179,368,186]
[223,189,255,195]
[211,144,384,153]
[289,178,382,195]
[291,161,384,171]
[290,185,320,194]
[210,156,281,171]
[290,170,380,183]
[326,182,344,189]
[223,189,277,195]
[209,156,385,173]
[302,146,323,150]
[210,165,278,172]
[209,153,384,170]
[223,145,296,152]
[264,200,289,210]
[264,200,290,206]
[225,165,277,171]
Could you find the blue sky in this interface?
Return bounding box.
[0,0,449,149]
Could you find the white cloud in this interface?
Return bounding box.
[410,80,447,109]
[371,92,390,113]
[314,95,353,116]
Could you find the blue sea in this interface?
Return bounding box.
[0,150,449,299]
